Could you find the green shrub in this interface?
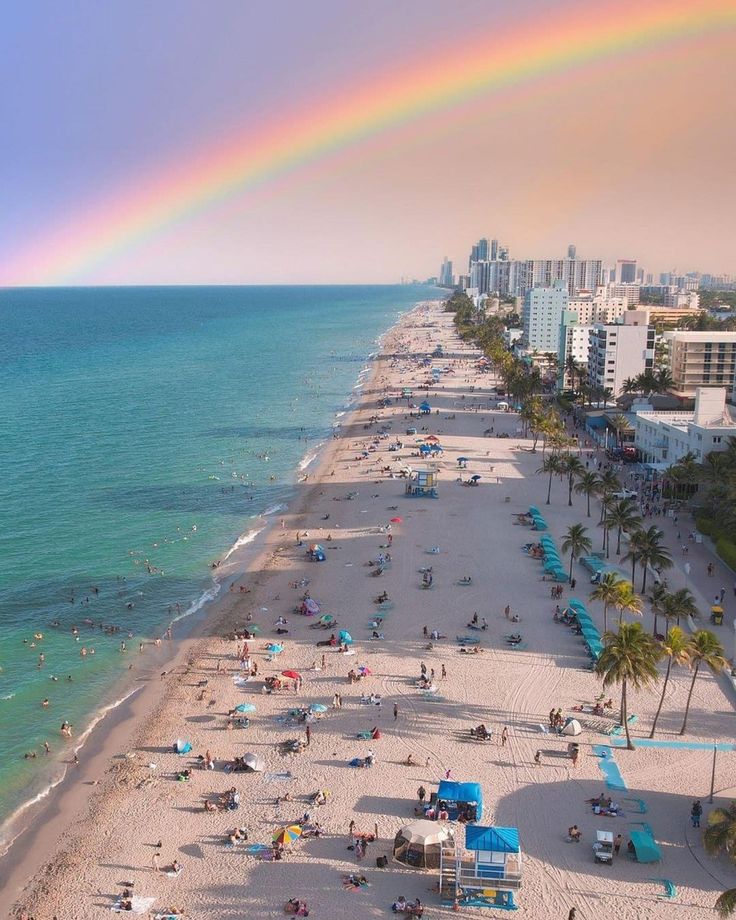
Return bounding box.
[716,537,736,571]
[696,515,719,538]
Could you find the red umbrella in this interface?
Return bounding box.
[282,669,301,680]
[390,517,402,523]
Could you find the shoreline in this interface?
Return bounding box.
[1,300,428,913]
[11,298,732,920]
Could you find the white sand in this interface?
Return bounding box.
[12,303,736,919]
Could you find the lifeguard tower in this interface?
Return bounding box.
[439,825,522,910]
[405,468,438,498]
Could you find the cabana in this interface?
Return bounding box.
[436,781,483,822]
[419,401,432,415]
[307,544,326,562]
[629,829,662,863]
[393,819,452,869]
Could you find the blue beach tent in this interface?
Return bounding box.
[437,781,483,821]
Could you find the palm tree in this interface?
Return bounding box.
[636,526,673,593]
[575,471,600,518]
[647,582,668,637]
[663,587,698,628]
[562,523,592,584]
[613,581,643,625]
[704,803,736,917]
[649,626,690,738]
[537,454,565,505]
[563,455,585,506]
[680,630,727,735]
[608,413,630,449]
[622,528,648,587]
[607,499,642,556]
[590,572,625,634]
[596,622,661,750]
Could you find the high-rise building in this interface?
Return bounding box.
[617,260,637,284]
[439,257,454,287]
[522,280,569,352]
[567,287,629,325]
[557,310,594,389]
[490,239,499,261]
[567,243,577,260]
[661,331,736,398]
[587,311,655,397]
[477,238,489,261]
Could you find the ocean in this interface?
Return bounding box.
[0,283,436,839]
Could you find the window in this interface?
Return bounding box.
[713,436,722,444]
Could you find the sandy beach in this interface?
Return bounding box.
[7,301,736,920]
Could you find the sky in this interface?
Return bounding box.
[1,0,735,286]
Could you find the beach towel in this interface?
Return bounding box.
[264,771,294,782]
[111,896,155,914]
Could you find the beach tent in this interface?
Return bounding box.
[308,544,326,562]
[300,598,320,616]
[174,739,192,755]
[419,402,431,415]
[266,643,284,654]
[338,630,353,645]
[393,819,452,869]
[234,703,256,713]
[437,780,483,821]
[561,718,582,736]
[629,829,662,863]
[243,752,265,772]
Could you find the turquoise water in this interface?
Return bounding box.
[0,284,436,832]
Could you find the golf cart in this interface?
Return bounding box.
[593,830,613,864]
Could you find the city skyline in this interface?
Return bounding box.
[2,0,735,286]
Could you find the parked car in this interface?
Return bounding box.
[612,489,637,500]
[593,830,614,864]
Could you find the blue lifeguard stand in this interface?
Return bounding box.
[439,825,522,910]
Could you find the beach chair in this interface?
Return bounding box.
[456,635,480,645]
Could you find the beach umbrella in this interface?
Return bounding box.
[338,630,353,644]
[246,625,262,634]
[390,517,403,523]
[310,703,328,713]
[266,643,284,654]
[457,457,469,463]
[273,824,303,846]
[234,702,256,713]
[424,434,439,442]
[243,752,266,772]
[470,474,482,481]
[358,665,372,675]
[282,669,301,680]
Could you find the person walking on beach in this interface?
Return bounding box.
[504,605,511,619]
[568,908,577,920]
[349,819,356,837]
[441,664,447,679]
[501,726,508,747]
[393,702,398,721]
[152,851,160,872]
[305,725,311,746]
[614,834,622,856]
[417,785,426,804]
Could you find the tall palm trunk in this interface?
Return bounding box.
[621,680,634,749]
[602,602,609,634]
[649,659,672,738]
[546,469,553,505]
[568,552,575,584]
[616,527,623,555]
[568,475,573,507]
[630,555,637,586]
[586,493,591,517]
[641,565,649,594]
[680,663,701,735]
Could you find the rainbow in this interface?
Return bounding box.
[5,0,735,285]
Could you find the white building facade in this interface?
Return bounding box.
[633,387,736,465]
[522,281,568,352]
[587,311,655,397]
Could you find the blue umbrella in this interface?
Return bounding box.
[338,630,353,645]
[234,702,256,713]
[266,643,284,654]
[310,703,328,713]
[471,474,482,481]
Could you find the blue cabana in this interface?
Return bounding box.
[437,781,483,821]
[419,401,431,415]
[629,829,662,863]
